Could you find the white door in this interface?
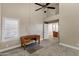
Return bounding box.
[44,24,49,39]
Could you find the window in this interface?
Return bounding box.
[48,22,58,33]
[48,23,53,33]
[2,17,19,41]
[53,23,58,32]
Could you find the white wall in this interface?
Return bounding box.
[45,14,59,22]
[59,3,79,47]
[0,3,45,50]
[27,4,44,37]
[0,4,1,41]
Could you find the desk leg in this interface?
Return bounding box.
[24,45,26,50]
[22,44,26,50]
[38,40,40,44]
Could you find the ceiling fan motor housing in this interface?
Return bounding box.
[44,11,46,13]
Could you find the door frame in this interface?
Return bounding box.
[43,19,59,41]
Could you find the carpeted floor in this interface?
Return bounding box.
[0,39,79,56]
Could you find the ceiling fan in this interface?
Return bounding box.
[35,3,55,13]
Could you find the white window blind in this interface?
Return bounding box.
[2,17,19,41]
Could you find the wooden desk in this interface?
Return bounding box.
[53,31,59,37]
[20,35,40,49]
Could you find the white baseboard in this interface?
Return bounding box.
[0,44,21,53]
[59,43,79,50]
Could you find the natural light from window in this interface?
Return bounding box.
[2,17,19,41]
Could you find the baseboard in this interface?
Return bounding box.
[0,44,21,53]
[59,43,79,50]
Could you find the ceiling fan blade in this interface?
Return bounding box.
[47,7,55,9]
[35,8,42,11]
[35,3,43,6]
[46,3,50,6]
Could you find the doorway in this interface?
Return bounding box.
[43,19,59,42]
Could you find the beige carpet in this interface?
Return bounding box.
[1,39,79,56]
